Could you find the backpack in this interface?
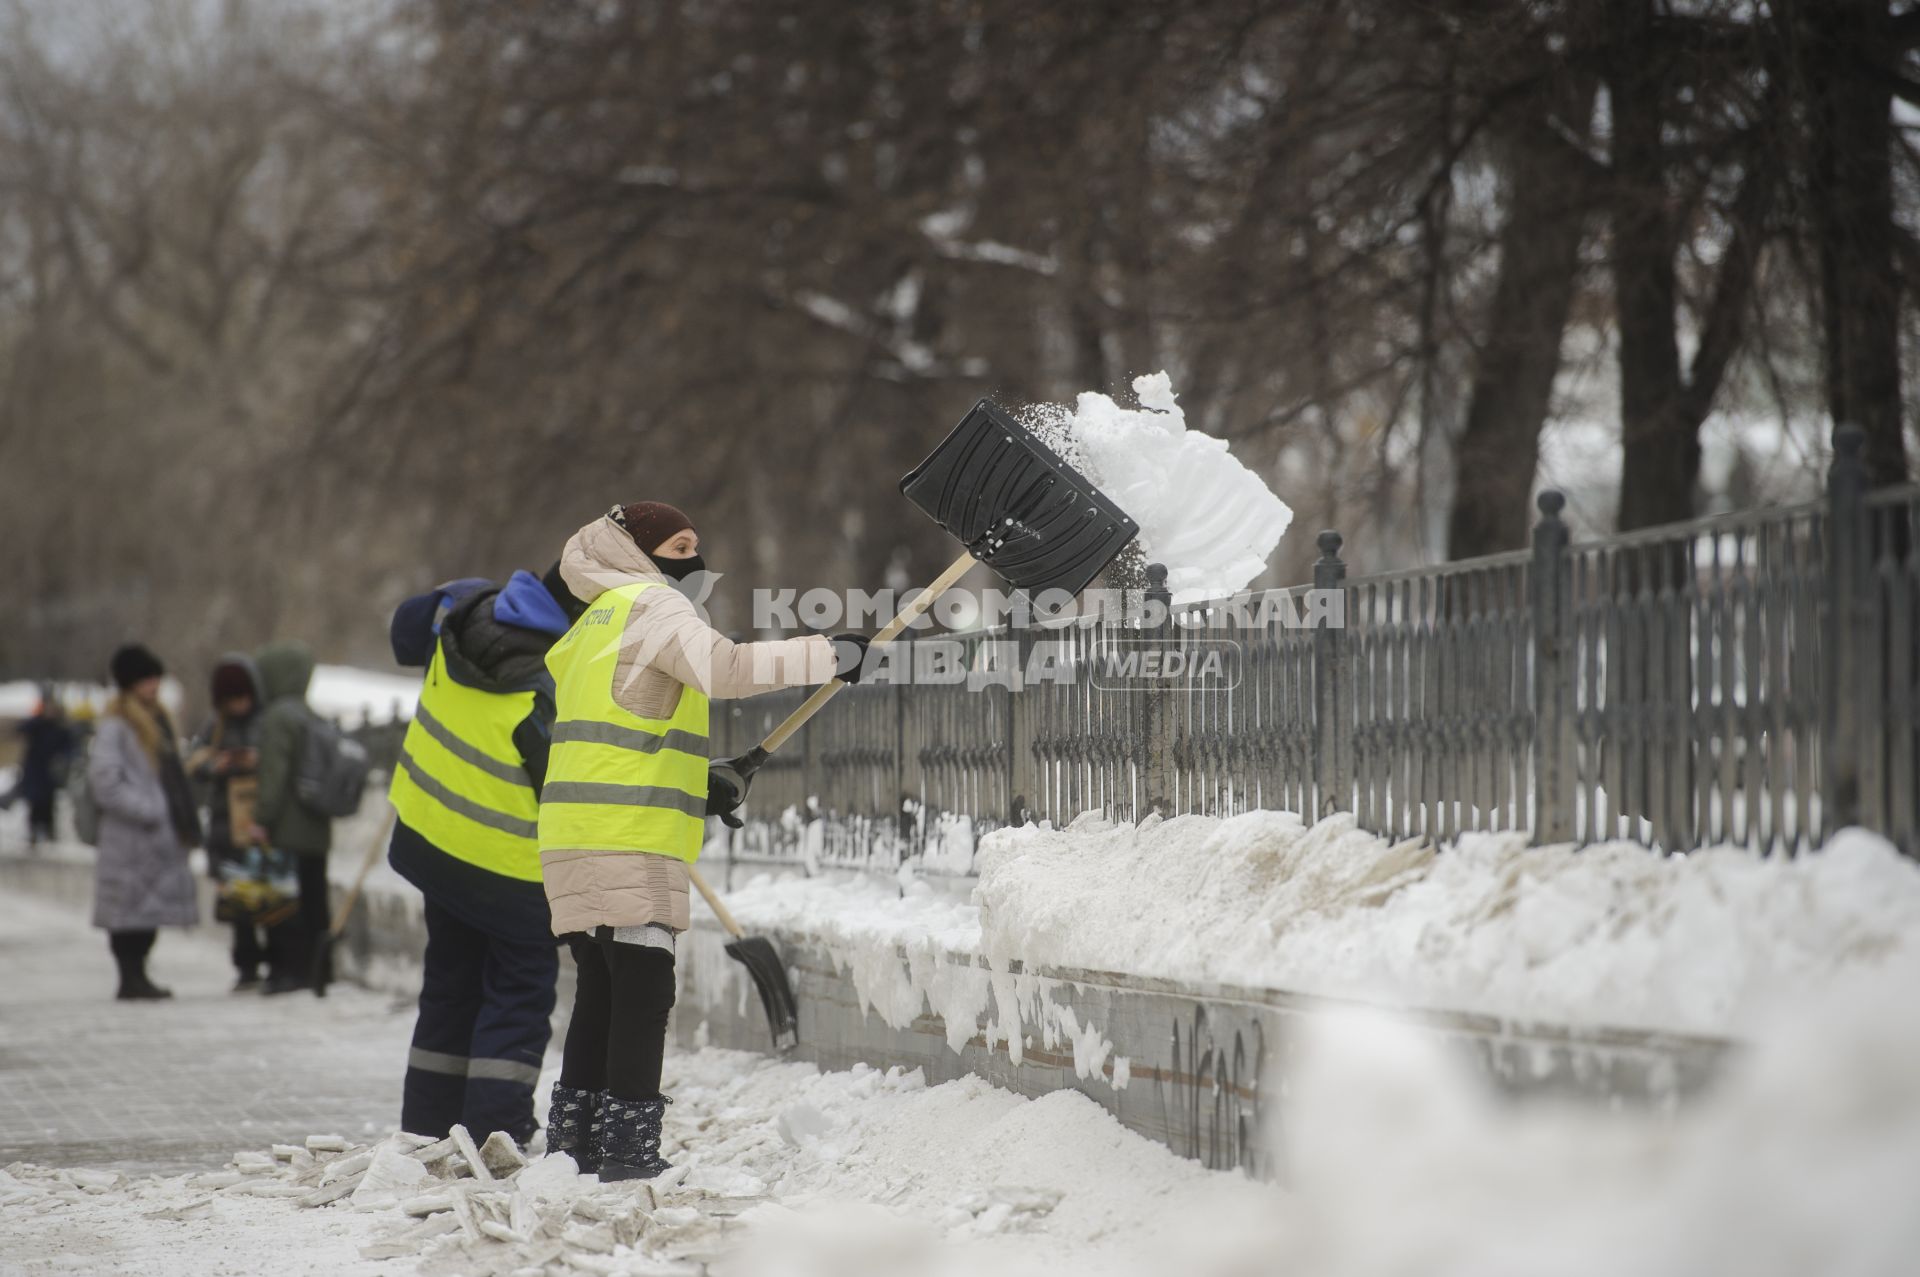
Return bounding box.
[295,714,372,818]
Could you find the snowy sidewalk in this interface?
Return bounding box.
[0,889,413,1174]
[3,859,1917,1275]
[0,886,1286,1276]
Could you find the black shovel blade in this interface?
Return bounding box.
[901,398,1138,597]
[725,935,799,1053]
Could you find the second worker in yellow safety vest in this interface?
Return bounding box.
[539,501,869,1181]
[385,566,587,1148]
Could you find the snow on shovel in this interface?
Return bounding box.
[701,398,1138,1049]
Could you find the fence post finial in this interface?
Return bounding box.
[1833,421,1867,467]
[1315,529,1344,568]
[1531,489,1574,844]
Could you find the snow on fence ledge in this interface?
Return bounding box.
[711,425,1919,873]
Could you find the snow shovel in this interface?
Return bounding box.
[706,397,1138,805]
[689,864,799,1052]
[311,805,397,998]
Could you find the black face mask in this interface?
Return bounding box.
[656,552,706,582]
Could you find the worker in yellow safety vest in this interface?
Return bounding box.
[538,501,869,1180]
[386,565,586,1147]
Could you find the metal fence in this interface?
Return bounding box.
[348,715,409,777]
[713,425,1917,873]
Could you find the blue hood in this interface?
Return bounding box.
[493,569,574,638]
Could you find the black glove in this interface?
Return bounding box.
[705,764,745,828]
[831,632,872,684]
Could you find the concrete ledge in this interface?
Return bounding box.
[674,923,1734,1178]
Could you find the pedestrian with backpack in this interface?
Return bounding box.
[89,644,203,1000]
[250,641,368,994]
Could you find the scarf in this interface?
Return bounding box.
[110,694,204,848]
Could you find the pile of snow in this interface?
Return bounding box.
[702,872,978,958]
[1025,372,1293,601]
[309,665,419,727]
[713,810,1920,1039]
[1236,953,1920,1277]
[980,812,1920,1037]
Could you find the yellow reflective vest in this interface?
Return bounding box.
[537,583,709,862]
[388,644,543,882]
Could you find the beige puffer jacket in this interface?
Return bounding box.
[541,515,837,936]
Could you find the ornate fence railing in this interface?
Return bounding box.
[709,426,1916,875]
[1554,497,1829,853]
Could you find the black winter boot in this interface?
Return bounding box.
[594,1094,672,1182]
[111,934,171,1000]
[546,1083,599,1173]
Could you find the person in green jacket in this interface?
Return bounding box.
[250,641,335,994]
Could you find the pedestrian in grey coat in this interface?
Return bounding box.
[90,643,203,1000]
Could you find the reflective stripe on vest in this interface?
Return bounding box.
[538,582,709,862]
[387,644,542,882]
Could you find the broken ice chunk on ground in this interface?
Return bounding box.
[515,1152,585,1202]
[478,1129,528,1176]
[349,1143,430,1208]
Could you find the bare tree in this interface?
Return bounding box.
[3,0,1916,692]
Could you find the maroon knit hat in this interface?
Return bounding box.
[210,659,256,704]
[612,501,695,554]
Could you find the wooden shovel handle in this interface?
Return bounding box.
[330,805,398,938]
[759,549,976,754]
[688,864,745,940]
